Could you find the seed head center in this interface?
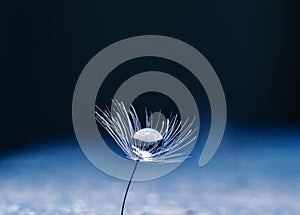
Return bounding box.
[133,128,163,143]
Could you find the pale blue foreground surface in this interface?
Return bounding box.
[0,127,299,215]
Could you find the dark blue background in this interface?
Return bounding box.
[1,1,300,214]
[1,0,299,152]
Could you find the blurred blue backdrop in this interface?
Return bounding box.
[1,127,299,214]
[1,0,299,214]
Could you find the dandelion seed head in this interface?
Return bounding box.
[95,100,197,163]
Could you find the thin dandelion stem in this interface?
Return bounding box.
[121,160,139,215]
